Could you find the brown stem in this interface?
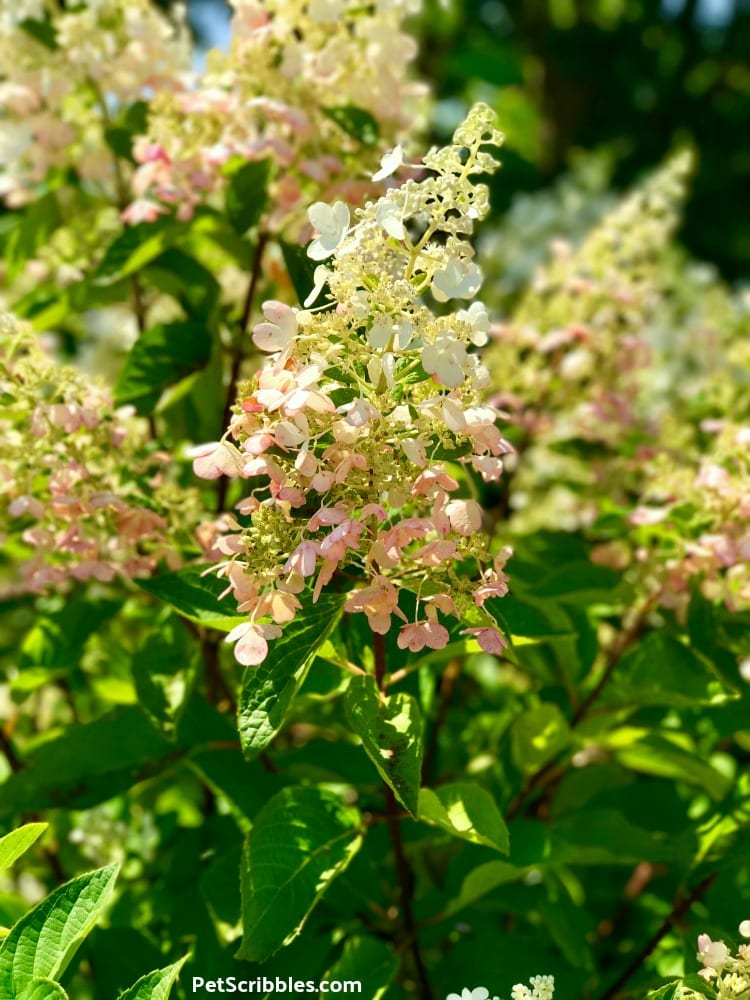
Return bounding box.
[597,874,717,1000]
[506,595,657,821]
[571,593,657,728]
[372,631,434,1000]
[217,230,270,513]
[0,727,23,772]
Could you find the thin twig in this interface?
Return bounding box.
[0,727,23,772]
[373,631,434,1000]
[571,592,658,727]
[217,231,270,513]
[597,874,717,1000]
[506,594,658,821]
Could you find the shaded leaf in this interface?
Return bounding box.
[114,321,212,413]
[322,937,397,1000]
[238,786,363,962]
[604,633,738,710]
[511,704,571,774]
[345,675,423,815]
[0,708,178,816]
[418,783,509,853]
[322,106,379,147]
[225,159,271,234]
[144,249,220,319]
[445,860,523,916]
[137,567,246,633]
[96,220,181,283]
[279,240,320,307]
[238,593,345,758]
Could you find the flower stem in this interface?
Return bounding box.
[217,230,269,513]
[597,873,717,1000]
[372,631,434,999]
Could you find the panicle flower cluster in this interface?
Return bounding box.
[486,151,691,450]
[624,419,750,616]
[686,923,750,998]
[0,314,199,593]
[510,977,555,1000]
[129,0,426,227]
[480,153,693,535]
[194,104,512,666]
[0,0,190,207]
[446,977,554,1000]
[478,151,617,310]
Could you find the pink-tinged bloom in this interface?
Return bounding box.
[190,441,245,479]
[628,506,668,526]
[445,498,483,537]
[694,464,730,492]
[474,571,509,606]
[256,588,302,623]
[413,540,457,566]
[696,934,730,972]
[360,504,387,522]
[70,560,117,583]
[308,506,347,530]
[225,621,282,667]
[471,455,504,482]
[462,626,507,655]
[284,541,320,578]
[253,300,298,353]
[412,469,460,497]
[345,576,404,635]
[8,495,45,518]
[120,199,168,225]
[397,620,450,652]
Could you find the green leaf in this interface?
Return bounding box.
[551,808,694,864]
[18,18,58,49]
[6,193,62,280]
[96,220,181,283]
[0,708,178,816]
[279,240,321,307]
[18,980,68,1000]
[131,614,197,734]
[488,594,575,640]
[143,249,220,319]
[238,786,363,962]
[418,783,509,852]
[611,733,730,801]
[322,937,397,999]
[534,561,622,598]
[322,106,379,147]
[445,860,523,916]
[118,956,189,1000]
[0,825,47,871]
[645,984,681,1000]
[510,704,571,774]
[114,321,212,413]
[603,633,739,709]
[224,159,272,235]
[0,865,118,993]
[238,593,345,758]
[137,567,246,633]
[345,675,423,815]
[103,101,148,164]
